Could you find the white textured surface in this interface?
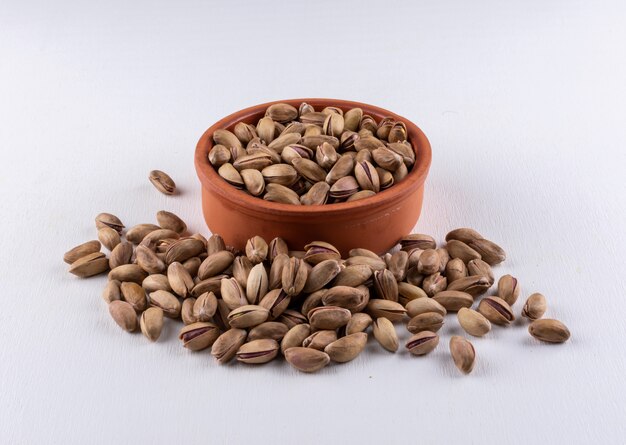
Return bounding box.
[1,0,625,443]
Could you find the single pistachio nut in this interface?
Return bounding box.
[212,328,247,364]
[400,234,436,251]
[497,274,521,306]
[135,244,166,274]
[69,252,110,278]
[140,307,164,341]
[407,312,444,334]
[240,169,265,196]
[329,175,359,200]
[95,213,125,234]
[266,102,298,123]
[198,250,235,280]
[236,339,279,364]
[366,299,407,322]
[308,306,351,330]
[324,332,367,363]
[281,323,311,354]
[191,275,227,298]
[213,128,244,149]
[264,183,302,205]
[192,291,218,321]
[432,291,474,312]
[108,300,138,332]
[333,264,372,287]
[303,330,338,350]
[522,293,547,320]
[446,258,468,283]
[387,250,409,281]
[142,274,171,293]
[467,258,494,285]
[125,223,160,244]
[346,312,373,335]
[285,347,331,373]
[109,241,133,269]
[108,264,148,284]
[372,317,398,352]
[446,275,491,297]
[206,233,226,255]
[282,257,308,297]
[417,249,439,275]
[179,322,220,351]
[156,210,187,234]
[227,305,270,329]
[446,240,482,263]
[397,282,428,306]
[221,277,247,310]
[478,296,515,326]
[321,286,367,312]
[445,228,484,244]
[467,238,506,265]
[63,240,101,264]
[406,331,439,356]
[422,273,447,297]
[300,181,330,205]
[405,298,447,318]
[120,281,147,312]
[245,235,268,264]
[457,308,491,337]
[343,108,363,131]
[436,248,450,273]
[450,336,476,374]
[181,297,198,325]
[345,255,386,271]
[373,269,398,302]
[102,280,121,303]
[167,262,194,298]
[303,241,341,265]
[208,144,231,166]
[302,260,342,293]
[149,170,176,195]
[149,290,182,318]
[247,321,289,342]
[246,263,269,304]
[218,163,244,188]
[528,319,570,343]
[260,289,291,320]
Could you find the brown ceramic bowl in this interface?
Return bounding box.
[194,98,432,255]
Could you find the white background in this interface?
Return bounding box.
[1,1,625,444]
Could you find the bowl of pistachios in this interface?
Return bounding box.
[194,98,432,255]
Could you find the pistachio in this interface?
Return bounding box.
[140,307,164,341]
[432,291,474,312]
[446,240,482,263]
[149,170,176,195]
[376,167,394,189]
[181,297,197,325]
[265,103,298,123]
[392,163,408,183]
[343,108,363,131]
[322,112,344,137]
[182,257,201,277]
[120,282,147,312]
[149,290,182,318]
[315,142,338,169]
[268,253,289,289]
[191,275,226,297]
[211,329,247,364]
[497,274,521,306]
[300,181,330,205]
[261,163,298,186]
[108,300,137,332]
[372,269,398,302]
[346,190,375,201]
[417,249,439,275]
[387,142,415,167]
[405,298,447,318]
[329,175,359,200]
[264,183,301,205]
[167,262,194,298]
[125,223,160,244]
[522,293,547,320]
[299,102,314,115]
[218,163,244,188]
[333,264,372,287]
[446,275,491,297]
[354,136,385,151]
[322,286,367,312]
[407,312,444,334]
[281,323,311,353]
[467,258,494,285]
[422,273,447,297]
[300,111,326,126]
[156,210,187,234]
[142,274,171,293]
[467,238,506,265]
[240,169,265,196]
[386,250,408,281]
[69,252,110,278]
[213,128,244,150]
[246,263,269,304]
[192,291,218,321]
[457,308,491,337]
[220,277,247,310]
[233,152,273,171]
[303,241,341,265]
[139,229,179,249]
[528,319,570,343]
[345,255,386,271]
[95,213,125,234]
[388,121,407,142]
[282,257,308,297]
[343,313,371,335]
[324,332,367,363]
[445,228,484,244]
[400,234,436,251]
[450,336,475,374]
[406,331,439,356]
[397,282,428,306]
[135,244,166,274]
[248,321,289,342]
[308,306,351,330]
[300,135,340,150]
[354,149,372,164]
[236,339,279,364]
[260,289,291,319]
[284,347,330,373]
[376,117,394,140]
[478,296,515,325]
[234,122,258,144]
[325,155,354,184]
[303,260,342,293]
[198,250,235,280]
[372,147,403,171]
[63,240,101,264]
[227,305,269,328]
[248,140,281,163]
[208,144,231,166]
[373,317,398,352]
[366,299,407,322]
[282,121,306,136]
[102,279,121,303]
[303,330,337,350]
[109,241,133,269]
[179,322,220,351]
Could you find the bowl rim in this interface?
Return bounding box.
[194,98,432,217]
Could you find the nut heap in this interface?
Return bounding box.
[208,102,415,204]
[65,213,571,374]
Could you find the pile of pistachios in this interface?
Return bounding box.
[64,210,570,374]
[207,102,415,204]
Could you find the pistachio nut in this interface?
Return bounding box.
[220,277,247,310]
[406,331,439,356]
[372,147,403,171]
[269,253,289,289]
[179,322,220,351]
[417,249,439,275]
[322,112,344,137]
[522,293,547,320]
[264,183,301,205]
[301,289,327,316]
[95,212,125,234]
[284,347,331,373]
[303,241,341,265]
[268,132,301,152]
[397,282,428,306]
[149,169,176,195]
[198,250,235,280]
[280,323,311,353]
[102,279,121,303]
[422,273,447,297]
[307,306,351,330]
[125,223,160,244]
[446,240,482,263]
[376,167,394,189]
[346,190,376,201]
[467,238,506,265]
[142,274,171,293]
[303,330,337,350]
[445,227,484,244]
[192,291,218,321]
[478,296,515,326]
[240,169,265,196]
[372,317,398,352]
[450,336,475,374]
[246,263,269,304]
[69,252,110,278]
[366,299,407,322]
[528,319,570,343]
[236,339,279,364]
[333,264,372,287]
[181,297,197,325]
[213,128,244,150]
[446,275,491,297]
[191,275,226,297]
[260,289,291,319]
[388,121,407,143]
[329,175,359,199]
[376,117,394,140]
[400,234,436,251]
[302,260,342,293]
[497,274,521,306]
[108,300,137,332]
[135,244,165,274]
[149,290,182,318]
[324,332,367,363]
[167,262,194,298]
[120,281,147,312]
[467,258,494,285]
[457,308,491,337]
[140,307,164,341]
[212,328,247,364]
[373,269,398,302]
[345,255,386,271]
[97,226,121,250]
[405,298,447,318]
[432,290,473,312]
[446,258,468,283]
[325,155,354,185]
[218,163,244,188]
[321,286,367,312]
[248,321,289,342]
[63,240,101,264]
[227,305,269,328]
[405,267,424,287]
[300,135,339,150]
[387,142,415,167]
[315,142,338,169]
[234,122,258,144]
[407,312,444,334]
[281,257,308,297]
[386,250,408,281]
[300,181,330,205]
[208,144,231,166]
[109,241,133,269]
[343,107,363,131]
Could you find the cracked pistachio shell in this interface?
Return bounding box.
[248,140,281,163]
[167,262,194,298]
[108,300,137,332]
[325,155,354,185]
[432,291,473,312]
[372,147,403,171]
[450,336,475,374]
[497,274,521,306]
[227,305,269,329]
[528,319,570,343]
[218,163,244,188]
[69,252,110,278]
[422,273,447,297]
[269,253,289,289]
[248,321,289,342]
[446,258,468,283]
[135,244,166,274]
[149,170,176,195]
[240,169,265,196]
[333,264,372,287]
[212,328,247,364]
[457,308,491,337]
[63,240,101,264]
[246,263,269,304]
[376,167,394,189]
[142,274,171,293]
[324,332,367,363]
[376,117,394,140]
[446,275,491,297]
[366,299,407,322]
[95,212,125,234]
[120,282,147,312]
[329,175,359,199]
[149,290,182,318]
[406,331,439,356]
[322,112,344,137]
[233,122,257,145]
[245,236,268,264]
[303,330,337,350]
[302,260,342,293]
[269,237,289,261]
[307,306,351,330]
[407,312,444,334]
[345,312,373,335]
[522,293,547,320]
[282,257,308,297]
[260,289,291,320]
[405,297,447,318]
[193,291,218,321]
[417,249,439,275]
[198,250,235,280]
[181,297,197,325]
[315,142,338,169]
[140,307,164,341]
[303,241,341,265]
[354,160,380,192]
[373,317,398,352]
[291,157,327,183]
[264,183,301,205]
[236,339,279,364]
[397,282,428,306]
[179,322,220,351]
[467,238,506,265]
[221,277,248,310]
[387,141,415,167]
[478,296,515,326]
[299,102,314,115]
[373,269,398,302]
[109,241,133,269]
[467,258,494,285]
[300,181,330,205]
[281,323,311,354]
[285,347,331,373]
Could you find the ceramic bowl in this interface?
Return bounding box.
[194,98,431,255]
